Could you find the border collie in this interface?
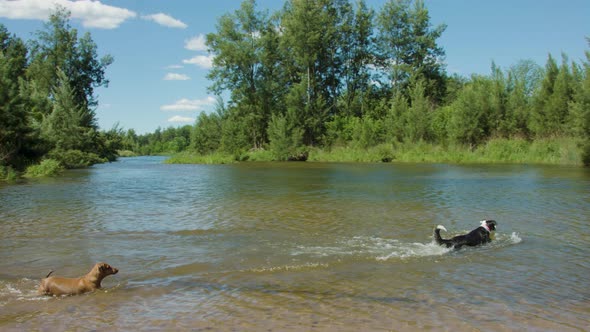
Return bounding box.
[434,220,497,249]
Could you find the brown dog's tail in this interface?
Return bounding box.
[45,270,54,278]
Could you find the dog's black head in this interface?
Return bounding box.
[483,219,497,231]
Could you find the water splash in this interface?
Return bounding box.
[292,236,452,261]
[246,262,330,273]
[509,232,522,244]
[292,232,522,262]
[0,279,50,303]
[376,242,451,261]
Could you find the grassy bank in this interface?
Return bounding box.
[312,138,582,165]
[166,138,584,166]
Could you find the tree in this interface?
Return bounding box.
[0,26,30,169]
[375,0,446,102]
[280,0,352,145]
[267,108,303,160]
[41,69,91,153]
[191,112,222,154]
[383,90,408,142]
[404,78,431,141]
[504,60,543,137]
[448,76,494,147]
[207,0,276,149]
[27,8,112,127]
[569,40,590,165]
[340,0,374,116]
[531,54,574,137]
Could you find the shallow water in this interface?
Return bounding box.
[1,157,589,331]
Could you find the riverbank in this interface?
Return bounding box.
[166,137,584,166]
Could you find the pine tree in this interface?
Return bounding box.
[0,25,31,169]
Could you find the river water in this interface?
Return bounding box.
[1,157,589,331]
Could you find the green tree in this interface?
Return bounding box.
[404,78,431,141]
[569,40,590,165]
[531,54,574,137]
[207,0,278,149]
[340,0,374,116]
[191,112,222,154]
[27,8,112,118]
[504,60,543,137]
[448,76,494,147]
[375,0,446,102]
[280,0,351,145]
[267,109,304,160]
[383,90,408,142]
[0,26,30,169]
[41,69,91,152]
[220,110,250,155]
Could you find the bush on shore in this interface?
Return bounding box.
[24,159,63,178]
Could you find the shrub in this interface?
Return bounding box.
[267,110,303,161]
[49,149,105,169]
[24,159,63,178]
[0,165,19,181]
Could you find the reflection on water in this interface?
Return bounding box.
[1,157,589,330]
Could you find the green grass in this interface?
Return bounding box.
[165,151,238,164]
[166,138,584,166]
[311,138,582,165]
[117,150,138,157]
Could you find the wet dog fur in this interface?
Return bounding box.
[434,220,497,249]
[38,262,118,296]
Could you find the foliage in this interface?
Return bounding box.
[0,8,116,180]
[24,159,63,178]
[267,109,304,160]
[165,151,237,164]
[191,112,222,154]
[157,0,580,165]
[375,0,447,102]
[48,149,104,169]
[6,2,588,168]
[0,165,18,181]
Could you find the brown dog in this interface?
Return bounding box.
[38,262,119,296]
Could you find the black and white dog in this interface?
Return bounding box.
[434,220,497,249]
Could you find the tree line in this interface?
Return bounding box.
[3,1,590,176]
[168,0,588,164]
[1,9,122,179]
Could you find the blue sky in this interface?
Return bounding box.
[0,0,589,134]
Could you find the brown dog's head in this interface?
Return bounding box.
[96,262,118,276]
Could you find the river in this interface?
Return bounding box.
[1,156,589,331]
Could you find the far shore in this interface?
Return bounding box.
[164,137,584,166]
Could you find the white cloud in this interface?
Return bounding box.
[167,115,195,123]
[185,34,207,51]
[164,73,190,81]
[182,54,214,69]
[0,0,136,29]
[160,96,216,111]
[142,13,187,29]
[166,64,184,69]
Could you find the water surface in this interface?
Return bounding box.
[1,157,589,330]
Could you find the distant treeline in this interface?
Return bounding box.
[1,9,121,179]
[128,0,590,165]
